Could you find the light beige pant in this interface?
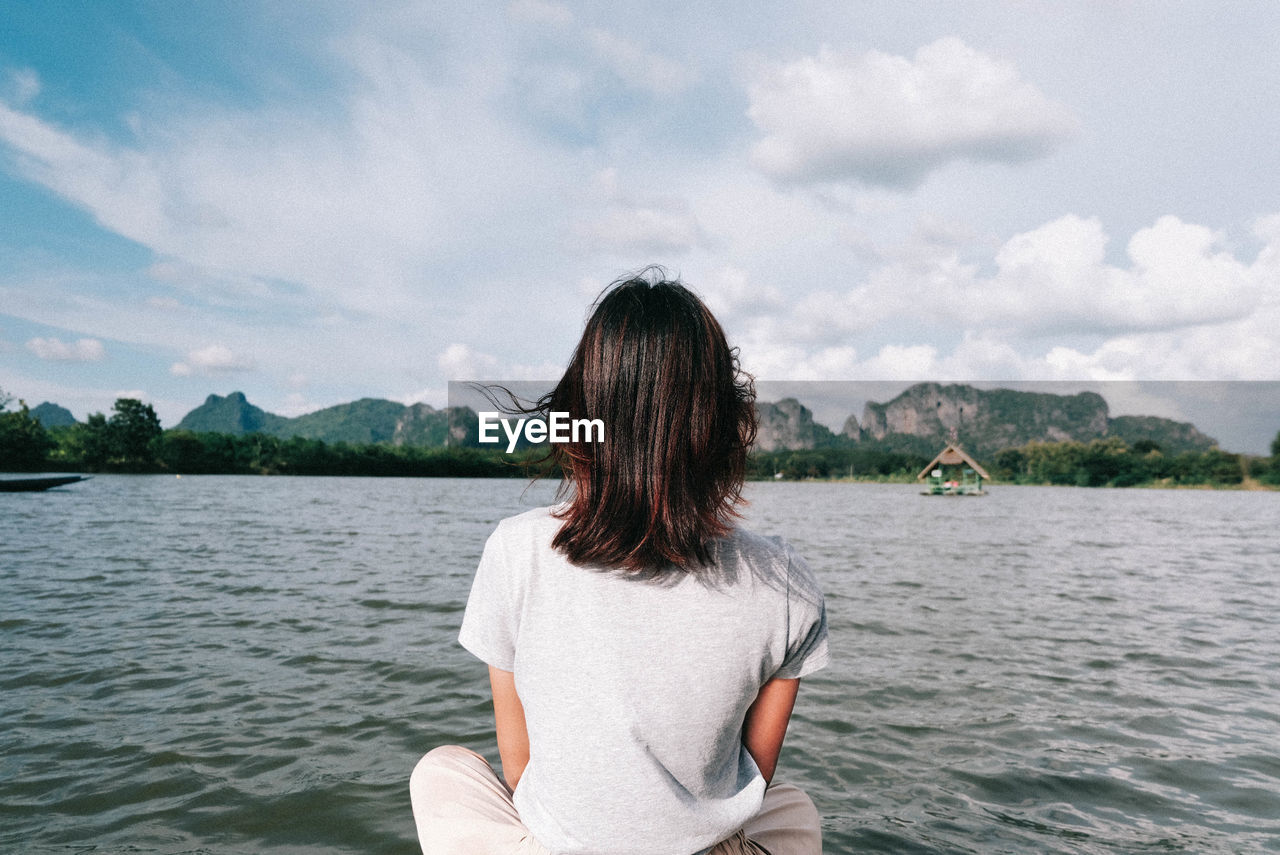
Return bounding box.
[410,746,822,855]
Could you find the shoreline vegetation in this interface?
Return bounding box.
[3,395,1279,489]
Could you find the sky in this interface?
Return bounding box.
[2,2,1279,451]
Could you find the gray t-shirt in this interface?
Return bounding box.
[458,506,829,855]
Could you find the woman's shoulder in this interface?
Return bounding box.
[496,504,560,524]
[716,524,824,599]
[721,525,799,564]
[488,505,562,546]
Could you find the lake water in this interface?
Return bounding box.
[3,476,1279,854]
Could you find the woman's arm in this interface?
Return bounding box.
[742,677,800,783]
[489,665,530,791]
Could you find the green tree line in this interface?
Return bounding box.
[3,392,1279,487]
[746,447,930,481]
[0,393,553,478]
[989,436,1279,487]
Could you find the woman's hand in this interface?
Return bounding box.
[489,666,530,791]
[742,677,800,783]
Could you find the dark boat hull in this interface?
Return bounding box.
[0,475,92,492]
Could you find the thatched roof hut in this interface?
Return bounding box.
[917,443,991,481]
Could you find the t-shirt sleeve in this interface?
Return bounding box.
[775,546,829,680]
[457,523,518,671]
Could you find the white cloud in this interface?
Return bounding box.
[576,168,708,255]
[854,344,942,379]
[936,334,1028,379]
[695,266,785,320]
[400,386,447,409]
[170,344,255,376]
[748,38,1077,187]
[436,342,562,384]
[785,213,1266,342]
[1039,316,1280,382]
[507,0,574,28]
[0,101,168,242]
[0,368,189,425]
[26,336,106,362]
[735,337,999,384]
[502,2,697,144]
[0,36,576,320]
[1042,343,1139,381]
[277,392,320,418]
[580,204,707,256]
[508,2,694,98]
[585,28,697,97]
[984,214,1260,333]
[1252,214,1280,273]
[5,68,40,105]
[438,343,501,380]
[740,303,1280,385]
[0,267,485,418]
[722,209,1280,383]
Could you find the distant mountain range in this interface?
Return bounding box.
[752,383,1217,457]
[174,392,478,447]
[31,384,1221,458]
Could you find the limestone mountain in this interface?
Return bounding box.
[176,392,288,435]
[393,403,480,447]
[31,402,78,428]
[276,398,406,444]
[1105,415,1217,455]
[753,398,837,451]
[848,383,1217,458]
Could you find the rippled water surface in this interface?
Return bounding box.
[3,476,1279,854]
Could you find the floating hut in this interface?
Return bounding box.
[918,444,990,496]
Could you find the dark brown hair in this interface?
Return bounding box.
[544,268,756,573]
